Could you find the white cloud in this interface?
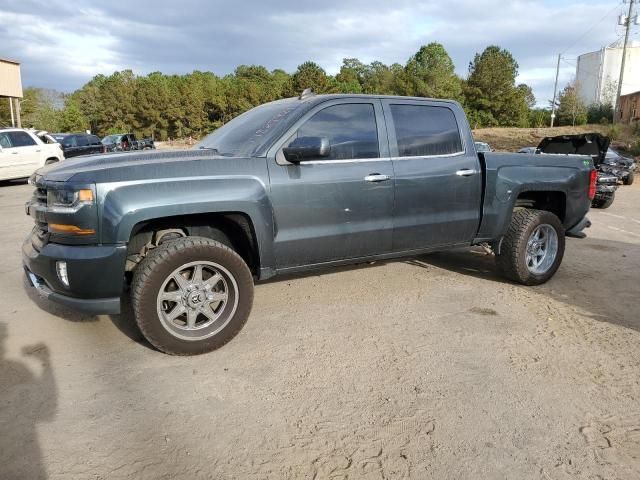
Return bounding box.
[0,0,631,106]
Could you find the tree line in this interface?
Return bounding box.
[0,43,609,139]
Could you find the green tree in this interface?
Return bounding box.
[291,61,329,94]
[404,43,462,100]
[555,83,587,126]
[464,45,530,127]
[59,99,88,132]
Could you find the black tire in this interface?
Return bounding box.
[45,158,58,165]
[496,209,565,286]
[623,171,634,186]
[131,236,254,355]
[592,192,615,209]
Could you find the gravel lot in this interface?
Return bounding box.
[1,180,639,479]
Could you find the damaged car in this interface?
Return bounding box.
[535,133,618,209]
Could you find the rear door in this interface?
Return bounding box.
[381,100,482,251]
[88,135,104,154]
[4,131,41,177]
[267,99,394,269]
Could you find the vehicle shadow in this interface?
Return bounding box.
[412,240,640,332]
[0,321,57,480]
[0,178,28,188]
[22,276,152,350]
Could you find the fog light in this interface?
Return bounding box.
[56,261,69,287]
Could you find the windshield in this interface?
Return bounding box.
[605,148,620,159]
[102,135,121,144]
[195,98,303,157]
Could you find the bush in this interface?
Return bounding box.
[630,141,640,157]
[587,103,614,124]
[607,125,620,140]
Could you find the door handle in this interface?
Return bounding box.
[456,169,477,177]
[364,174,391,183]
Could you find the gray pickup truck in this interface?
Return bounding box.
[23,93,596,355]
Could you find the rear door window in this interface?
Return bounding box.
[389,104,463,157]
[76,135,90,147]
[7,131,37,147]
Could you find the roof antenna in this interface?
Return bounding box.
[299,88,315,100]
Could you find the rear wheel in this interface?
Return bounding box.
[496,209,565,285]
[592,192,615,209]
[131,236,254,355]
[623,171,634,186]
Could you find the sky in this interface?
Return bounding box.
[1,0,637,106]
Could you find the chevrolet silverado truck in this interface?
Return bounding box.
[23,94,596,355]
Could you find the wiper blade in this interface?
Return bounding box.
[198,146,219,153]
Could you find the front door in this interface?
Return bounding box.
[267,99,394,269]
[381,100,482,251]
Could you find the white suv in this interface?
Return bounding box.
[0,128,65,181]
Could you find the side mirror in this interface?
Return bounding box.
[282,136,330,163]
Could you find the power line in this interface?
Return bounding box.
[561,3,624,54]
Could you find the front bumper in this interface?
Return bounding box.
[22,230,126,314]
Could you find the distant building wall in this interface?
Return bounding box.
[576,45,640,107]
[0,58,23,98]
[619,90,640,124]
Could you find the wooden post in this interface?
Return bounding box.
[9,97,15,127]
[14,98,21,128]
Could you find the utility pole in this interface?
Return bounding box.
[550,54,561,127]
[615,0,636,123]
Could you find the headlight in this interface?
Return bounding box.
[47,188,94,210]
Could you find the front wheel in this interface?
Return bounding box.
[131,236,254,355]
[496,209,565,286]
[623,171,634,186]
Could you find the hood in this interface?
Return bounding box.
[35,148,255,184]
[536,133,610,167]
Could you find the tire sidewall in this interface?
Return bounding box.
[133,240,253,355]
[515,211,565,285]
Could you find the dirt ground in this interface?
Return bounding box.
[472,124,638,154]
[1,180,639,479]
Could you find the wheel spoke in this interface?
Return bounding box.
[186,309,198,328]
[200,304,219,322]
[209,291,227,303]
[160,290,182,302]
[173,272,190,292]
[166,304,184,321]
[192,264,204,284]
[204,273,222,289]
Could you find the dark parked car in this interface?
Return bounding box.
[24,94,595,355]
[50,133,105,158]
[535,133,617,209]
[101,133,155,152]
[602,148,635,185]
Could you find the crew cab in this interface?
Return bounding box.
[23,94,596,355]
[0,128,64,181]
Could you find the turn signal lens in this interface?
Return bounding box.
[49,224,96,235]
[78,189,94,202]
